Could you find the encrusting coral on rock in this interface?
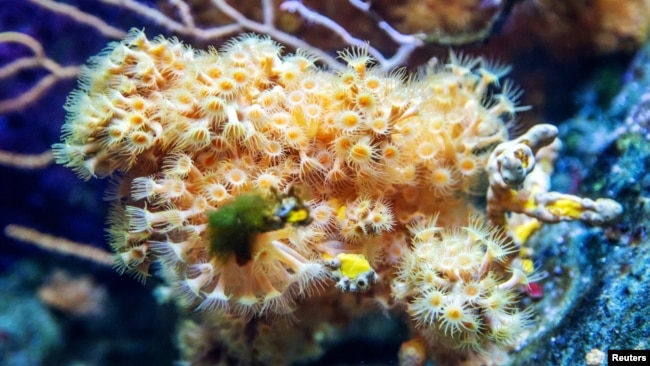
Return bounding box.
[52,29,622,364]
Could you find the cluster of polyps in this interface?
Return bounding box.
[53,28,621,362]
[393,213,537,355]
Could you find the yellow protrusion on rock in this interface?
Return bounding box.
[336,205,347,221]
[512,218,542,244]
[547,198,584,219]
[521,259,535,275]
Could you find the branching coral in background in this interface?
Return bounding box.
[4,224,114,266]
[0,31,82,114]
[0,150,53,169]
[0,0,425,117]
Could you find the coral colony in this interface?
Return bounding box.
[53,30,622,364]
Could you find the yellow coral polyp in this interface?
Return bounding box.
[337,253,372,280]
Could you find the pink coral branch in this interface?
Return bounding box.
[281,0,424,70]
[2,0,428,114]
[0,32,82,113]
[0,150,53,169]
[5,224,115,266]
[29,0,127,39]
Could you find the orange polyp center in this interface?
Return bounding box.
[227,169,246,185]
[429,294,443,307]
[210,185,228,200]
[459,158,476,172]
[206,66,222,79]
[351,144,371,162]
[465,285,479,297]
[302,79,316,91]
[232,70,247,83]
[446,307,462,321]
[365,78,380,90]
[383,146,398,160]
[341,112,360,129]
[266,141,282,155]
[130,131,150,146]
[131,99,146,111]
[178,93,192,105]
[418,142,436,158]
[432,169,450,185]
[356,94,374,108]
[206,98,224,113]
[219,79,235,92]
